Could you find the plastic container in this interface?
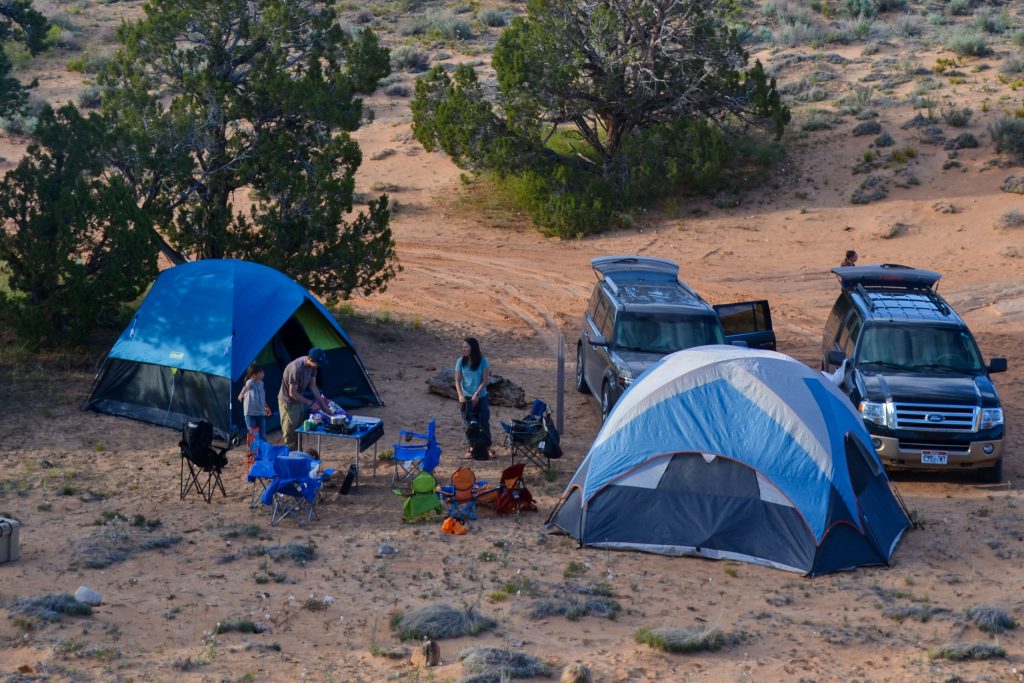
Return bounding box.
[0,517,20,564]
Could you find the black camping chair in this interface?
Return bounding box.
[500,399,561,472]
[179,420,229,503]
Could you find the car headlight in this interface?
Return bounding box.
[859,400,894,429]
[981,408,1004,430]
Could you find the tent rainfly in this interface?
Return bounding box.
[548,346,909,575]
[84,259,381,441]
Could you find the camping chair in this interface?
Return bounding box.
[478,463,537,514]
[394,471,444,522]
[261,455,334,527]
[391,419,442,491]
[500,400,561,473]
[179,420,229,503]
[438,467,487,521]
[246,439,289,508]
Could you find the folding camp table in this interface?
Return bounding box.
[296,417,384,489]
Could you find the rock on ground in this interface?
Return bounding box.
[74,586,102,606]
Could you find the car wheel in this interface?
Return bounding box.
[575,344,590,394]
[600,381,612,422]
[976,457,1003,484]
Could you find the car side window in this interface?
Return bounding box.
[590,291,608,332]
[598,301,616,341]
[586,288,601,321]
[824,295,850,347]
[841,315,862,357]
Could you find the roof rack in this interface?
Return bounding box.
[855,283,876,312]
[857,285,953,319]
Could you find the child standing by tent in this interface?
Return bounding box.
[239,364,270,438]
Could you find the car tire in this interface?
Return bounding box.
[575,344,590,395]
[600,381,613,422]
[976,457,1003,484]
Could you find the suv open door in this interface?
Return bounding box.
[714,300,776,351]
[591,256,679,284]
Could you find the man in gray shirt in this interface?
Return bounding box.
[278,347,333,450]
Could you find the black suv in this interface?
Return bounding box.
[823,264,1008,482]
[576,256,775,420]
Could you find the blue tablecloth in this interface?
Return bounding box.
[296,417,384,452]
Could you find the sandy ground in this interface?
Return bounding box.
[3,1,1024,681]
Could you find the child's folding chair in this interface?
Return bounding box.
[261,455,334,528]
[438,467,487,521]
[394,471,444,522]
[246,440,288,508]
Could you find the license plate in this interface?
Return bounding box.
[921,451,948,465]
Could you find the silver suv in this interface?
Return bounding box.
[576,256,775,420]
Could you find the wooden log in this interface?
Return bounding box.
[425,368,526,408]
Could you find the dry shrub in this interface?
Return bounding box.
[392,604,496,640]
[458,646,551,680]
[967,605,1017,634]
[635,626,740,653]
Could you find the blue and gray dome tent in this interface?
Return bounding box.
[84,260,381,441]
[548,346,909,575]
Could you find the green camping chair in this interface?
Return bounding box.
[396,471,444,522]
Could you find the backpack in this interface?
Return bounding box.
[494,484,537,515]
[540,413,562,459]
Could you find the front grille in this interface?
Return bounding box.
[893,403,977,432]
[898,440,970,455]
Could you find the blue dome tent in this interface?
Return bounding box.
[84,260,381,441]
[548,346,909,575]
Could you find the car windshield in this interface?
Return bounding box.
[856,325,984,373]
[614,313,724,354]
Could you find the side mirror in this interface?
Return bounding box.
[589,333,608,348]
[827,350,846,367]
[988,358,1008,374]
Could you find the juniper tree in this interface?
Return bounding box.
[412,0,789,235]
[0,105,158,347]
[100,0,397,301]
[0,0,48,118]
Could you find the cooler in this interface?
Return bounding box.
[0,517,20,563]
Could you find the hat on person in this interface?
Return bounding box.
[308,347,329,366]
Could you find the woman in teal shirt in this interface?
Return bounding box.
[455,337,491,457]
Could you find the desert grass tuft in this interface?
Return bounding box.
[8,594,93,623]
[966,605,1018,634]
[996,209,1024,229]
[635,626,739,654]
[882,604,947,622]
[213,619,259,635]
[989,118,1024,163]
[391,604,496,640]
[459,646,551,679]
[930,641,1006,661]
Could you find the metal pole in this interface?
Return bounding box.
[556,334,565,434]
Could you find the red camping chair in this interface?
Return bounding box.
[479,463,537,514]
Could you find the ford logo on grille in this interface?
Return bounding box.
[927,414,944,423]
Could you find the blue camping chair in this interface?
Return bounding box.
[261,455,335,527]
[391,419,442,491]
[247,440,289,508]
